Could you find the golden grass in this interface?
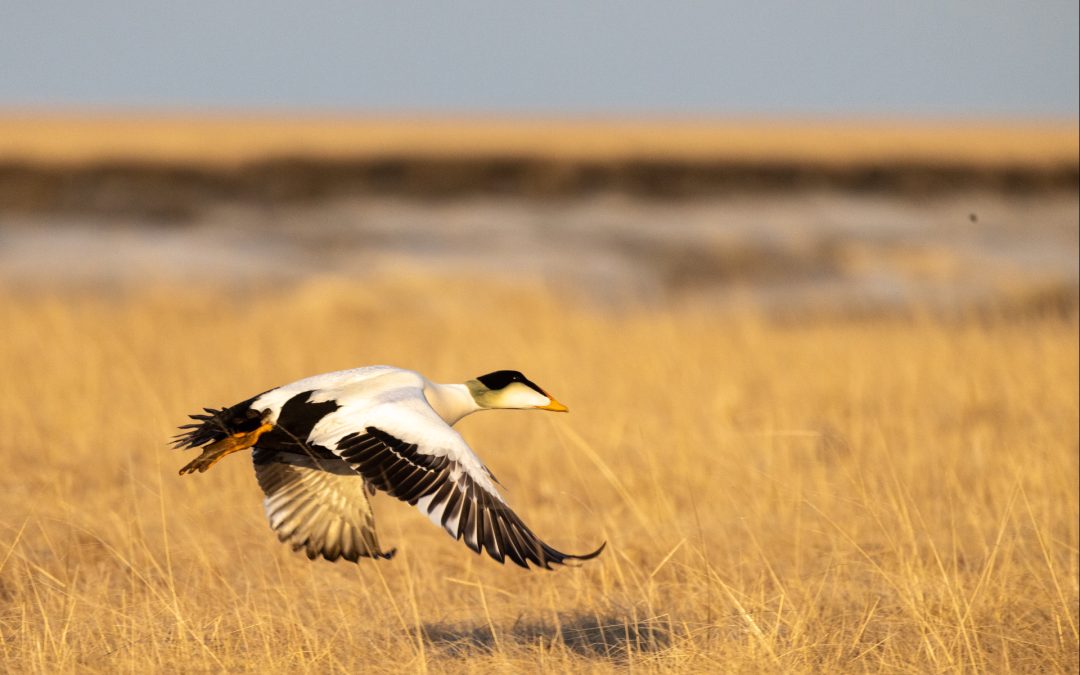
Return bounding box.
[0,114,1076,167]
[0,277,1076,672]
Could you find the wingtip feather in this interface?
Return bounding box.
[569,540,607,561]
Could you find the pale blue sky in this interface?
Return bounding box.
[1,1,1077,116]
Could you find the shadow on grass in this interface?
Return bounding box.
[421,612,672,660]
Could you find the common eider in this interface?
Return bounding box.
[173,366,605,570]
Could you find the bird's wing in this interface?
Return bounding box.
[307,392,604,570]
[252,448,395,562]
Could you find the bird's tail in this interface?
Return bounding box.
[172,393,265,450]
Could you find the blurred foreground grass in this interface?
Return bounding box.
[0,278,1076,672]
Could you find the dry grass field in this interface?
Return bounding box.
[0,277,1076,673]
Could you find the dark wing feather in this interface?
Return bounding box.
[335,427,605,570]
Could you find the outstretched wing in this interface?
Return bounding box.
[252,448,395,562]
[308,397,605,570]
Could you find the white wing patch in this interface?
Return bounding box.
[253,449,394,562]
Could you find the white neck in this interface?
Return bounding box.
[422,382,482,426]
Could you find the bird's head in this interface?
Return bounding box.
[466,370,569,412]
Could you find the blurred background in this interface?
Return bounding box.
[0,1,1076,314]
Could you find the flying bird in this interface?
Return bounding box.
[173,366,605,570]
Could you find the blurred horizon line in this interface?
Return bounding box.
[1,112,1075,167]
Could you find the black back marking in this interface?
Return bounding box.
[476,370,546,396]
[252,442,339,464]
[254,391,339,455]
